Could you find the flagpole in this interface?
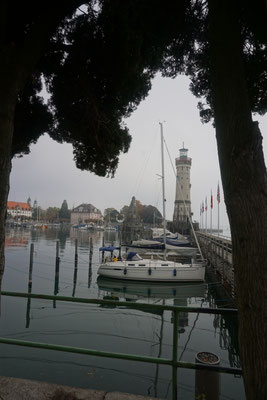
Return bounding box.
[217,183,220,236]
[202,201,204,232]
[205,197,207,233]
[218,202,220,237]
[210,190,213,234]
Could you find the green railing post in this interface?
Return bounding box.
[172,309,179,400]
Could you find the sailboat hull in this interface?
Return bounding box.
[98,260,206,282]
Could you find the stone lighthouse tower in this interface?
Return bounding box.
[173,146,192,233]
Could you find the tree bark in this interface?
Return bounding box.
[0,55,18,280]
[0,98,14,281]
[208,1,267,398]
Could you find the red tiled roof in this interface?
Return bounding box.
[7,201,32,210]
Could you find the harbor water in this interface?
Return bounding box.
[1,226,245,399]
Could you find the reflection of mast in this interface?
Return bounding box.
[152,300,165,397]
[179,299,204,361]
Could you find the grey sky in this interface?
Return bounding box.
[9,74,267,230]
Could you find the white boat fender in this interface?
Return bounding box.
[173,269,177,276]
[124,267,127,275]
[148,267,152,275]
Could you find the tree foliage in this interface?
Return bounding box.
[160,0,267,123]
[12,0,188,176]
[2,1,267,398]
[104,208,119,222]
[45,207,60,222]
[139,205,162,224]
[59,200,70,220]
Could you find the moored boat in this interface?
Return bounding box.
[97,123,206,283]
[97,249,206,282]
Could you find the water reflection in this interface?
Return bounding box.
[1,227,244,399]
[5,228,30,248]
[97,277,207,303]
[97,277,208,338]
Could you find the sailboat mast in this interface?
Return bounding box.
[159,122,167,257]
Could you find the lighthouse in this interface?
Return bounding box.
[173,145,192,233]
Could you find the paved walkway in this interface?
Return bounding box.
[0,377,161,400]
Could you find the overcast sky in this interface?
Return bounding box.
[9,74,267,231]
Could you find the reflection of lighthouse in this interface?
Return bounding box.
[173,145,192,234]
[173,298,189,333]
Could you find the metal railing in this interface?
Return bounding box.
[0,291,242,399]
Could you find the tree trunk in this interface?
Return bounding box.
[0,1,84,283]
[0,94,15,280]
[208,1,267,398]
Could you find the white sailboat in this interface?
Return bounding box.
[97,123,206,282]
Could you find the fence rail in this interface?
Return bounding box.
[0,291,241,399]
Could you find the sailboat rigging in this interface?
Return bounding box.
[97,123,206,282]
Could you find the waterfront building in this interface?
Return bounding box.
[70,203,103,225]
[7,201,32,219]
[173,146,192,233]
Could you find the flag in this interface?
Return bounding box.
[211,191,213,209]
[217,183,220,203]
[200,204,201,216]
[202,201,204,213]
[205,196,207,211]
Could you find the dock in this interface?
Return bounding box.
[196,232,235,298]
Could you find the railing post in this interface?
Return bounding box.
[172,309,179,400]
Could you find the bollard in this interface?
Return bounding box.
[195,352,220,400]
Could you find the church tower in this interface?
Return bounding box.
[173,146,192,231]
